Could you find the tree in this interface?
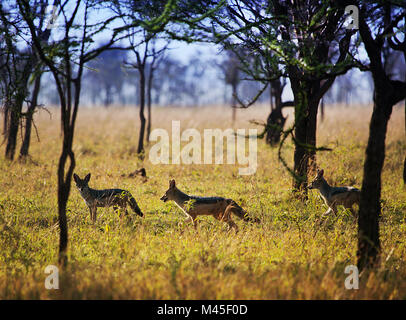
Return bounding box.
[172,0,358,195]
[0,0,51,161]
[219,50,241,122]
[356,1,406,270]
[265,78,294,146]
[85,49,128,107]
[16,0,140,264]
[113,0,175,157]
[146,40,167,141]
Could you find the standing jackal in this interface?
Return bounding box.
[73,173,143,222]
[160,179,259,231]
[308,169,360,217]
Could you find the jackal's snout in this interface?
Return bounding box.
[160,195,168,202]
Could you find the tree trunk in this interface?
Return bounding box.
[306,97,319,175]
[5,92,24,160]
[5,107,19,160]
[403,97,406,184]
[231,82,237,123]
[2,94,10,137]
[137,66,146,156]
[291,83,319,195]
[146,66,153,143]
[19,74,42,159]
[320,98,325,122]
[266,79,286,146]
[357,95,393,270]
[57,149,70,266]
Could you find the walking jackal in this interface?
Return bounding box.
[160,179,259,231]
[308,169,360,217]
[73,173,143,222]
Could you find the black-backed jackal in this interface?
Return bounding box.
[308,169,360,217]
[160,179,259,231]
[73,173,143,222]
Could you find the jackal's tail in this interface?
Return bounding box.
[128,196,143,217]
[228,200,260,223]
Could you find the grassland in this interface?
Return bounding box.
[0,104,405,299]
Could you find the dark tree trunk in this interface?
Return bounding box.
[357,95,393,270]
[5,104,20,160]
[3,95,10,137]
[231,82,237,123]
[5,89,26,160]
[56,77,81,266]
[57,149,71,266]
[146,66,153,143]
[290,80,320,194]
[137,65,146,155]
[293,107,309,193]
[266,79,284,145]
[19,74,42,159]
[306,97,319,174]
[104,84,111,107]
[266,107,286,146]
[404,98,406,185]
[403,155,406,185]
[320,98,325,122]
[355,7,406,271]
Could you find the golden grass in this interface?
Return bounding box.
[0,103,405,299]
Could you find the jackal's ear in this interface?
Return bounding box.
[73,173,79,183]
[84,173,91,183]
[169,179,176,188]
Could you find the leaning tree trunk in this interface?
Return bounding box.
[357,93,393,270]
[137,65,146,156]
[19,74,42,159]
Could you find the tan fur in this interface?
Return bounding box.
[74,173,143,222]
[160,179,259,232]
[308,169,360,217]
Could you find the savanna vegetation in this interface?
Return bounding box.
[1,0,406,301]
[1,105,405,299]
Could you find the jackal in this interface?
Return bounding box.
[308,169,360,216]
[160,179,259,231]
[73,173,143,222]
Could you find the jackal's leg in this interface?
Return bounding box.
[322,207,333,217]
[226,219,238,232]
[223,205,239,232]
[184,214,198,229]
[88,206,93,221]
[91,207,97,222]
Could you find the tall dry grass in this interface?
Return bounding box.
[0,103,405,299]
